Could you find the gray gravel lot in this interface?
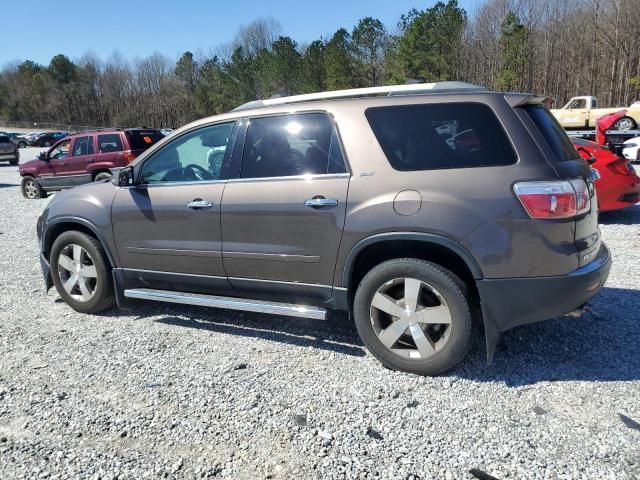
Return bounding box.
[1,149,639,479]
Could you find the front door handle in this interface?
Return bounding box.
[305,197,338,209]
[187,199,214,210]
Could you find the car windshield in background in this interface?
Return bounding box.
[525,105,579,162]
[125,130,163,150]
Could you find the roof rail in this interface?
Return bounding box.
[232,82,488,111]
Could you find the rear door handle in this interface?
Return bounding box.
[187,199,214,210]
[305,197,338,209]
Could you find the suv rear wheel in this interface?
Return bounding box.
[353,258,472,376]
[50,231,115,314]
[21,176,47,199]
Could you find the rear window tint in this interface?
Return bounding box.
[0,136,10,143]
[365,103,517,171]
[98,134,124,153]
[125,130,163,150]
[524,106,578,162]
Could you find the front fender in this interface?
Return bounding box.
[42,182,119,266]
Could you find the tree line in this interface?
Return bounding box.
[1,0,639,129]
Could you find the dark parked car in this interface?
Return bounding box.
[1,132,31,148]
[19,128,163,199]
[32,131,68,147]
[35,83,610,375]
[0,135,20,165]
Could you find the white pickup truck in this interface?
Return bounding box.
[551,96,640,131]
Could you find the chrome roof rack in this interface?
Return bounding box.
[232,82,488,111]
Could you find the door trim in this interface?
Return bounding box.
[126,247,222,258]
[223,251,319,263]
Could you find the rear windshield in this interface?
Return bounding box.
[125,130,163,150]
[525,106,579,162]
[0,136,10,143]
[365,103,517,171]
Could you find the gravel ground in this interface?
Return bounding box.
[0,150,639,480]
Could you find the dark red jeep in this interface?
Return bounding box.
[19,128,163,199]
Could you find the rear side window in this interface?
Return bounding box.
[365,103,517,171]
[525,106,579,162]
[98,134,124,153]
[125,130,163,150]
[0,136,10,143]
[72,136,94,156]
[241,113,347,179]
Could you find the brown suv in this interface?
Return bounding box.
[35,83,611,375]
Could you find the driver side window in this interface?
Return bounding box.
[140,122,236,184]
[50,140,71,161]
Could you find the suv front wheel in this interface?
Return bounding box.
[50,231,115,314]
[353,258,472,376]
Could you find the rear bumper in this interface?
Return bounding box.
[477,242,611,334]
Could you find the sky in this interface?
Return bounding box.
[0,0,480,66]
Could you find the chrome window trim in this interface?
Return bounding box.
[227,172,350,184]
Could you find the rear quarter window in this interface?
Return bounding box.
[365,103,517,171]
[0,136,10,143]
[98,134,124,153]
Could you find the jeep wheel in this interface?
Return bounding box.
[614,116,637,131]
[93,171,112,182]
[353,258,472,376]
[21,176,46,199]
[50,231,115,314]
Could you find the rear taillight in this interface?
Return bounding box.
[608,158,633,175]
[123,151,135,163]
[514,179,591,219]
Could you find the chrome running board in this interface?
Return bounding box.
[124,288,327,320]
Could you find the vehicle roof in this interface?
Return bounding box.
[175,88,536,135]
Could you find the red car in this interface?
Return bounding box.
[19,128,163,199]
[572,137,640,211]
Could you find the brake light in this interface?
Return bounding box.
[608,158,633,175]
[514,179,591,219]
[123,151,135,163]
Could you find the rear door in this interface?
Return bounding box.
[220,112,350,300]
[68,135,96,185]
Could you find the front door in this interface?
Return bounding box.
[111,121,239,292]
[39,139,72,189]
[221,113,350,298]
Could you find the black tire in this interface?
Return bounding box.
[9,158,19,166]
[93,171,112,182]
[50,231,115,314]
[21,176,47,199]
[353,258,472,376]
[44,140,51,147]
[614,116,637,131]
[18,141,27,148]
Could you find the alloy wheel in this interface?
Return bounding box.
[615,118,635,131]
[369,277,452,359]
[57,244,98,302]
[23,179,38,199]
